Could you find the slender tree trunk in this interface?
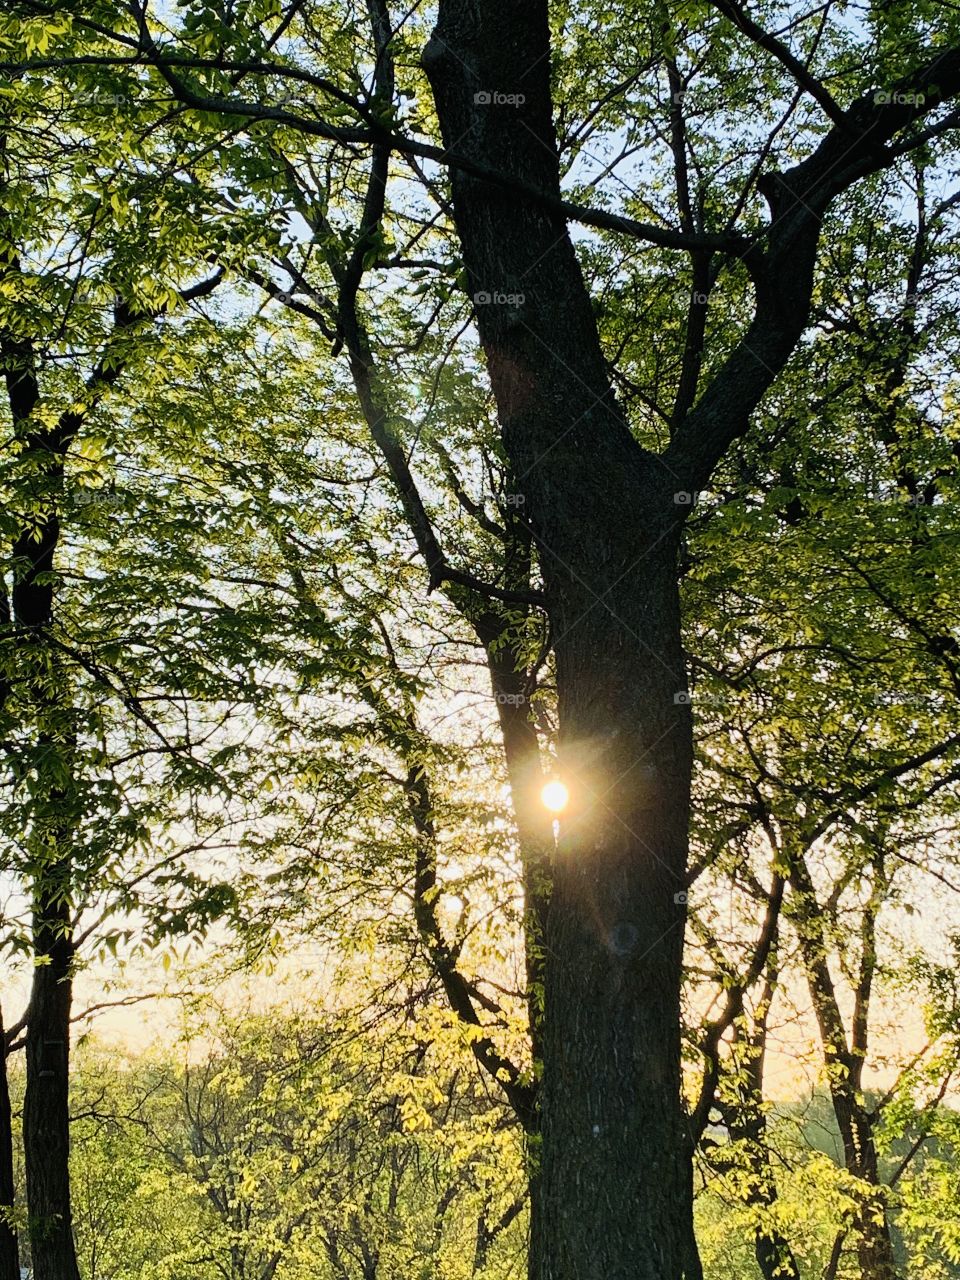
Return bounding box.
[331,223,554,1241]
[473,1196,524,1275]
[808,1091,897,1280]
[4,130,148,1280]
[855,1193,898,1280]
[0,1005,20,1280]
[424,10,694,1276]
[788,856,898,1280]
[479,612,552,1059]
[480,613,552,1269]
[8,442,81,1280]
[719,1067,800,1280]
[3,250,83,1280]
[8,500,82,1280]
[23,879,79,1280]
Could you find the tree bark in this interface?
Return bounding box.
[534,553,692,1280]
[788,854,898,1280]
[718,1005,800,1280]
[3,253,83,1280]
[0,1006,20,1280]
[423,7,694,1277]
[477,605,552,1061]
[22,897,79,1280]
[5,449,83,1280]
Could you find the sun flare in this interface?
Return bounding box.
[541,779,569,813]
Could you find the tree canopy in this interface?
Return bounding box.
[3,3,960,1280]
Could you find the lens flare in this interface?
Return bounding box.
[541,779,569,813]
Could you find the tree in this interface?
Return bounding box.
[678,156,960,1279]
[66,992,527,1280]
[0,1003,19,1280]
[8,4,960,1277]
[1,74,281,1275]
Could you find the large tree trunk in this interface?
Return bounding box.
[23,880,79,1280]
[537,554,692,1280]
[423,6,694,1276]
[0,1005,20,1280]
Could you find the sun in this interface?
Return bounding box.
[541,779,569,813]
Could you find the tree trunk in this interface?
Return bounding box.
[0,1005,20,1280]
[3,138,159,1280]
[788,857,898,1280]
[331,235,554,1236]
[7,467,82,1280]
[537,554,692,1280]
[480,618,552,1271]
[719,1069,800,1280]
[479,611,552,1060]
[852,1164,898,1280]
[23,883,79,1280]
[423,7,694,1276]
[832,1103,898,1280]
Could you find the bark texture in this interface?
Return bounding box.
[423,6,694,1276]
[0,1007,19,1280]
[22,908,78,1280]
[789,854,898,1280]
